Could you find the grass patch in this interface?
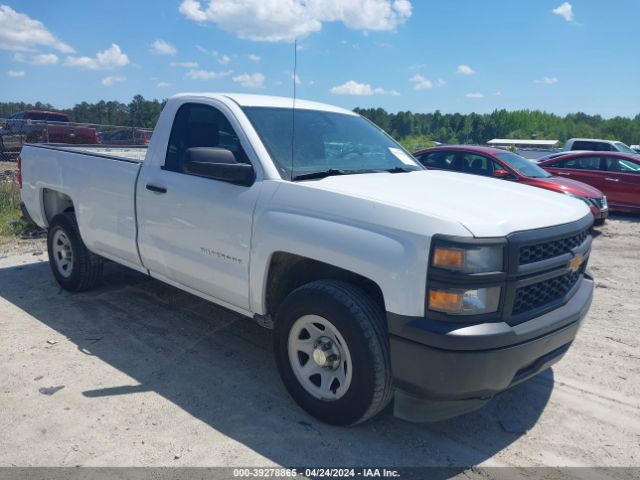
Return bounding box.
[0,181,32,239]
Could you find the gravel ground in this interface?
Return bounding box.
[0,215,638,474]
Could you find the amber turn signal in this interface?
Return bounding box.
[429,289,463,313]
[432,247,464,270]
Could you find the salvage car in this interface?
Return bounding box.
[538,151,640,213]
[414,146,608,225]
[19,93,595,425]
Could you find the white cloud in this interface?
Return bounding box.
[101,75,125,86]
[330,80,399,96]
[535,76,558,85]
[170,61,199,68]
[456,64,475,75]
[292,73,302,84]
[408,63,426,70]
[233,72,265,88]
[248,54,261,63]
[0,5,74,53]
[65,44,130,70]
[179,0,413,42]
[157,81,172,88]
[494,91,503,96]
[196,46,231,64]
[409,74,432,90]
[465,92,484,99]
[436,78,446,87]
[151,39,177,56]
[32,53,59,65]
[7,69,25,77]
[13,52,58,65]
[552,2,574,22]
[186,69,232,80]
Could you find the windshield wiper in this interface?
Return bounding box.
[292,166,418,181]
[292,168,384,181]
[292,169,350,181]
[383,166,418,173]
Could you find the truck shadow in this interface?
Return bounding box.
[0,259,555,471]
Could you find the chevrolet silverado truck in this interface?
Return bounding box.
[19,93,595,425]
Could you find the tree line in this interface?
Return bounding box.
[1,95,639,146]
[0,95,165,128]
[355,108,640,148]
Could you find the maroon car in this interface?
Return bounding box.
[414,146,609,224]
[538,152,640,213]
[5,110,98,145]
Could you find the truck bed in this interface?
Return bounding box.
[27,143,147,162]
[20,143,146,272]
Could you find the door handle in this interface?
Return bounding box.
[556,172,570,175]
[146,184,167,193]
[605,177,619,182]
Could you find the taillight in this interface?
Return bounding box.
[17,155,22,189]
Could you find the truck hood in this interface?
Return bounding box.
[300,170,590,237]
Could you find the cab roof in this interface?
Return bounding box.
[171,93,357,116]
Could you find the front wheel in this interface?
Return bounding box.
[273,280,393,425]
[47,212,103,292]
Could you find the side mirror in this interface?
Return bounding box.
[493,169,511,179]
[182,147,255,186]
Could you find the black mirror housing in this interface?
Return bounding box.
[182,147,255,186]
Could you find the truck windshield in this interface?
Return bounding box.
[242,107,423,180]
[495,152,551,178]
[613,142,636,154]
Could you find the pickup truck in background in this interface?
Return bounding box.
[565,138,639,156]
[3,110,98,146]
[19,93,595,425]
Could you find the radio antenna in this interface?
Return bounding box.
[290,39,297,179]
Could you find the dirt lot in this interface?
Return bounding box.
[0,215,638,473]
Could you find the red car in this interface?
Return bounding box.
[414,146,608,224]
[537,152,640,213]
[4,110,98,144]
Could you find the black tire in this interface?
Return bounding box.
[593,218,605,227]
[47,212,103,292]
[273,280,393,425]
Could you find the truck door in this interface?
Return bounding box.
[137,102,261,311]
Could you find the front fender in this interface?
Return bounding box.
[249,208,430,317]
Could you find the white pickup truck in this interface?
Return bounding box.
[19,93,595,425]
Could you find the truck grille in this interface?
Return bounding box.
[519,230,588,265]
[512,269,583,315]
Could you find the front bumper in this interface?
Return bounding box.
[389,274,594,422]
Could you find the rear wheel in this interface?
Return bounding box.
[273,280,393,425]
[47,212,103,292]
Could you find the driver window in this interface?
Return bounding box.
[461,153,496,177]
[164,103,248,173]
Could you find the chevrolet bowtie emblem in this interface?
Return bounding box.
[568,254,583,273]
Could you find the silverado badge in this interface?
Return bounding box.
[568,254,584,273]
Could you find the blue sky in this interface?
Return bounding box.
[1,0,639,117]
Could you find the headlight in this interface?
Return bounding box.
[429,287,501,315]
[432,244,503,273]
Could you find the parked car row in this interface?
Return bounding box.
[413,146,610,224]
[0,110,154,159]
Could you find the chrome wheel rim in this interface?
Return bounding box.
[52,229,73,278]
[288,315,353,401]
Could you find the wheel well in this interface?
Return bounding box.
[265,252,386,318]
[42,189,74,225]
